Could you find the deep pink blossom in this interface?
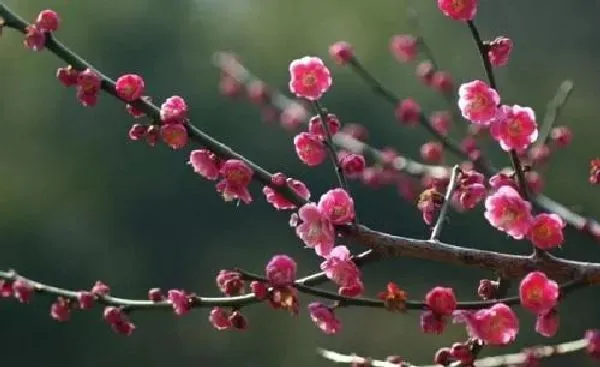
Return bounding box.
[420,141,444,163]
[188,149,220,180]
[160,123,188,149]
[395,98,421,125]
[167,289,192,316]
[420,311,446,334]
[318,188,355,225]
[24,25,46,51]
[585,329,600,359]
[295,203,335,257]
[320,245,362,296]
[453,170,486,210]
[536,310,559,337]
[489,171,518,191]
[431,71,454,94]
[488,36,513,67]
[528,213,565,250]
[115,74,145,102]
[77,291,95,309]
[160,95,187,124]
[339,153,366,178]
[250,281,269,300]
[128,123,147,141]
[148,288,164,302]
[425,286,456,316]
[458,80,501,125]
[390,34,418,63]
[216,270,244,296]
[50,297,71,322]
[265,255,297,286]
[490,105,538,152]
[329,41,354,64]
[416,61,435,85]
[56,66,79,87]
[308,303,341,334]
[429,111,452,136]
[215,159,253,204]
[13,278,34,303]
[293,132,326,166]
[263,178,310,210]
[550,126,573,148]
[453,303,519,346]
[484,186,533,239]
[308,113,341,140]
[288,56,332,101]
[103,306,135,336]
[35,10,60,32]
[437,0,478,21]
[209,307,232,330]
[519,272,559,315]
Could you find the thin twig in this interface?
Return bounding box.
[430,165,461,241]
[535,79,574,148]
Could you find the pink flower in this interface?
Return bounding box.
[395,98,421,125]
[488,36,513,67]
[329,41,354,65]
[288,56,332,101]
[13,278,34,303]
[215,159,253,204]
[429,111,452,136]
[425,286,457,316]
[528,213,565,250]
[265,255,297,286]
[484,186,533,239]
[103,306,136,335]
[280,103,308,130]
[320,245,363,296]
[585,329,600,359]
[458,80,501,125]
[23,25,46,51]
[128,123,148,141]
[56,66,79,87]
[431,71,454,94]
[167,289,192,316]
[160,95,187,124]
[216,270,244,296]
[115,74,145,102]
[77,291,95,309]
[35,10,60,33]
[453,303,519,346]
[453,170,486,210]
[390,34,418,63]
[50,297,71,322]
[308,113,341,140]
[420,141,444,163]
[536,310,559,337]
[318,188,355,225]
[293,132,327,166]
[295,203,335,257]
[551,126,573,148]
[263,178,310,210]
[209,307,232,330]
[420,311,446,334]
[489,171,518,191]
[250,281,269,300]
[339,152,366,178]
[490,105,538,152]
[437,0,478,21]
[160,123,188,149]
[519,271,559,315]
[308,303,341,334]
[188,149,220,180]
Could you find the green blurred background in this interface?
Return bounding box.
[1,0,600,366]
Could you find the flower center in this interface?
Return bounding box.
[452,0,465,11]
[471,94,488,112]
[507,118,522,137]
[303,72,317,87]
[533,224,551,240]
[226,170,246,185]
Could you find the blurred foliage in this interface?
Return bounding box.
[1,0,600,366]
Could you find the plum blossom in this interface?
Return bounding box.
[458,80,500,125]
[320,245,363,297]
[308,303,341,334]
[288,56,332,101]
[295,203,335,257]
[519,272,559,315]
[490,105,538,152]
[484,186,533,239]
[453,303,519,346]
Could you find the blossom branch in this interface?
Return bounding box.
[535,79,574,148]
[318,337,590,367]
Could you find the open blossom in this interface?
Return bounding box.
[216,270,244,296]
[265,255,297,286]
[293,132,326,166]
[288,56,332,101]
[160,95,187,124]
[519,272,559,315]
[318,188,355,225]
[458,80,500,126]
[528,213,565,250]
[308,303,341,334]
[35,10,60,33]
[490,105,538,152]
[389,34,418,63]
[209,307,232,330]
[215,159,253,204]
[320,246,363,296]
[437,0,478,21]
[295,203,335,257]
[160,123,188,149]
[263,178,310,210]
[115,74,145,102]
[188,149,220,180]
[453,303,519,346]
[484,186,533,239]
[488,36,513,67]
[167,289,192,316]
[453,170,486,210]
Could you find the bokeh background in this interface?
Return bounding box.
[1,0,600,366]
